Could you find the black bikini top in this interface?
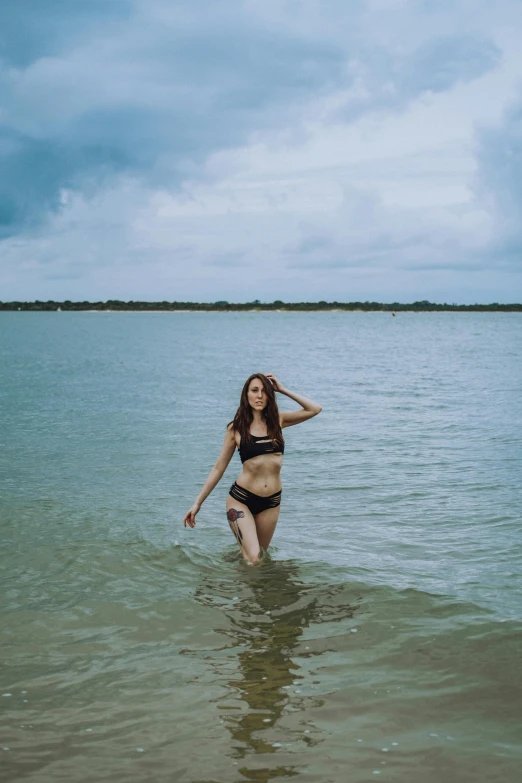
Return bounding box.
[239,433,285,464]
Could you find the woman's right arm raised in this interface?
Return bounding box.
[183,425,236,529]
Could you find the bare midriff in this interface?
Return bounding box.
[236,452,283,496]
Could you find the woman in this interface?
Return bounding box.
[183,373,321,565]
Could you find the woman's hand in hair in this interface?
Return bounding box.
[184,503,200,528]
[265,374,285,393]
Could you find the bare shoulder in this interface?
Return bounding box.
[226,422,240,446]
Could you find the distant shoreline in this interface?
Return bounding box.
[1,300,521,312]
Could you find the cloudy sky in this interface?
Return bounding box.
[1,0,521,303]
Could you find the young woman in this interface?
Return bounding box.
[183,373,322,565]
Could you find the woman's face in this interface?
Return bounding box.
[247,377,267,412]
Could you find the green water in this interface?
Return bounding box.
[1,312,521,782]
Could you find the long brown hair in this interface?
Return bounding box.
[230,373,284,448]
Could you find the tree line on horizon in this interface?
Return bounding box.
[0,299,521,312]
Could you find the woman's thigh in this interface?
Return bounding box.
[254,506,281,550]
[225,495,261,563]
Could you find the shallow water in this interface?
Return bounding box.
[1,311,521,782]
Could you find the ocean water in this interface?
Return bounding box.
[1,311,521,783]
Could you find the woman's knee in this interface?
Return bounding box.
[243,544,262,566]
[245,553,261,566]
[240,532,261,564]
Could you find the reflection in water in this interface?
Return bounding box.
[192,555,357,782]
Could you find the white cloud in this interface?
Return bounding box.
[1,0,522,301]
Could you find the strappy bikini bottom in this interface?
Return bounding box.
[228,482,282,516]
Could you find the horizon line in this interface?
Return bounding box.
[1,299,521,311]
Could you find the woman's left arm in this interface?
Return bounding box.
[266,374,322,428]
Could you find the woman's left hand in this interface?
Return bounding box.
[265,373,284,393]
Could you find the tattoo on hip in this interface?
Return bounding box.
[227,508,244,544]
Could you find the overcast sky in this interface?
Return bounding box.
[1,0,521,303]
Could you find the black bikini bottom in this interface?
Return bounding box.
[228,482,282,516]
